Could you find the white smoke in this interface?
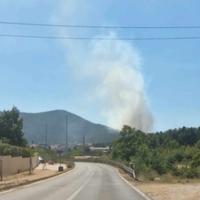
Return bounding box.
[52,1,153,132]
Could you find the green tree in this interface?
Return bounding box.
[111,125,200,179]
[0,107,27,146]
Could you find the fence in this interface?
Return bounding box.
[0,156,39,179]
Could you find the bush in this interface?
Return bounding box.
[0,143,32,157]
[173,167,200,178]
[65,160,74,169]
[151,158,167,175]
[130,156,149,175]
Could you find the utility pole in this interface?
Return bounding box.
[82,134,86,148]
[82,134,86,154]
[65,114,68,152]
[45,123,48,147]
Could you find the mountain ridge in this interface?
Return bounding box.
[20,110,118,145]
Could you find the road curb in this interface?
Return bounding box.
[0,165,75,193]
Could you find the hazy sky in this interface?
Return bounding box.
[0,0,200,131]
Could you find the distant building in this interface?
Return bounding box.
[30,144,50,149]
[89,146,110,153]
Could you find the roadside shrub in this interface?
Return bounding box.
[151,158,167,175]
[21,148,33,157]
[65,160,74,169]
[0,143,32,157]
[130,156,150,176]
[191,152,200,168]
[173,167,200,178]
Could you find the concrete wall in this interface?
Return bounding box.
[0,156,39,176]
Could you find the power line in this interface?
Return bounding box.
[0,20,200,29]
[0,33,200,40]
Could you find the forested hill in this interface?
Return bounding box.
[20,110,118,145]
[149,127,200,147]
[112,126,200,179]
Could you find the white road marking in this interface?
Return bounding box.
[66,171,94,200]
[117,169,152,200]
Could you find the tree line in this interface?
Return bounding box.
[111,125,200,179]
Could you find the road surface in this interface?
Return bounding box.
[0,162,148,200]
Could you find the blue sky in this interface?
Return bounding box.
[0,0,200,131]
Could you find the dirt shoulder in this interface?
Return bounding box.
[0,163,72,191]
[119,170,200,200]
[137,182,200,200]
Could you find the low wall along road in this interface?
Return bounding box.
[0,156,38,177]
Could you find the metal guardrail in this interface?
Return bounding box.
[107,160,136,179]
[74,157,136,179]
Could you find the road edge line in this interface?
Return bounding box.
[117,169,153,200]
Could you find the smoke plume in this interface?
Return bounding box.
[53,1,153,132]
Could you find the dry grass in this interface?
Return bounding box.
[137,182,200,200]
[119,169,200,200]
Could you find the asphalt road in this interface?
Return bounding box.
[0,162,148,200]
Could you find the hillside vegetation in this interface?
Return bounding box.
[112,126,200,179]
